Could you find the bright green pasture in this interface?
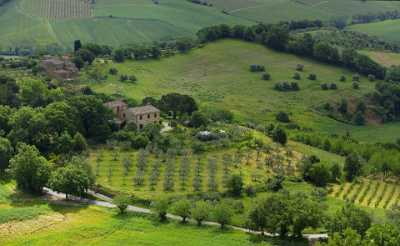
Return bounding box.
[210,0,400,23]
[348,19,400,43]
[0,0,252,49]
[0,182,305,246]
[84,39,400,142]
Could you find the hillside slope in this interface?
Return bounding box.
[83,39,400,142]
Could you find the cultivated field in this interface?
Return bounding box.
[331,179,400,210]
[84,39,400,143]
[348,19,400,43]
[361,50,400,67]
[19,0,92,20]
[210,0,400,23]
[88,145,302,199]
[0,0,250,49]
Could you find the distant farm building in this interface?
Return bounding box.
[104,101,161,129]
[40,56,79,81]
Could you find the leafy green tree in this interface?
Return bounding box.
[226,174,243,197]
[171,199,191,223]
[330,162,342,182]
[317,229,363,246]
[344,154,362,182]
[386,65,400,82]
[48,163,93,199]
[76,48,95,65]
[272,127,287,145]
[191,200,210,226]
[366,224,400,246]
[0,137,13,173]
[9,144,51,194]
[152,198,169,221]
[73,132,88,153]
[308,163,331,187]
[328,203,372,237]
[190,112,208,128]
[0,75,19,106]
[159,93,198,118]
[213,202,234,229]
[114,194,131,214]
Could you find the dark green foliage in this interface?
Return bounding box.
[250,64,265,72]
[292,72,301,80]
[272,127,287,145]
[308,73,317,80]
[276,111,290,123]
[274,81,300,91]
[0,137,13,172]
[159,93,198,118]
[9,144,51,194]
[226,174,243,197]
[75,49,95,65]
[344,154,363,181]
[262,73,271,80]
[190,112,208,128]
[328,203,372,236]
[0,75,19,106]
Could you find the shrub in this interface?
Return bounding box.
[250,64,265,72]
[226,174,244,197]
[340,75,347,82]
[330,83,338,90]
[368,74,375,82]
[352,74,360,82]
[308,73,317,80]
[321,83,329,90]
[293,73,301,80]
[152,198,169,221]
[262,73,271,80]
[109,68,118,75]
[191,201,210,226]
[352,82,360,89]
[114,194,131,214]
[296,64,304,71]
[276,111,290,123]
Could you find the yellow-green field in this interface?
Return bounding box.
[331,179,400,209]
[362,50,400,67]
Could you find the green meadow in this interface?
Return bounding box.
[0,182,306,246]
[348,19,400,43]
[210,0,400,23]
[84,39,400,143]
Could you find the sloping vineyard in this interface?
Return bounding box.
[331,179,400,209]
[20,0,92,20]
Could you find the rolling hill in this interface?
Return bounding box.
[82,39,400,143]
[2,0,400,50]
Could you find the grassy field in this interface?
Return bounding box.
[0,182,307,246]
[210,0,400,23]
[1,0,400,49]
[348,19,400,43]
[331,178,400,210]
[83,39,400,143]
[0,0,251,49]
[361,50,400,67]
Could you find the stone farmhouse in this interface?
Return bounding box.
[40,56,79,81]
[104,100,161,129]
